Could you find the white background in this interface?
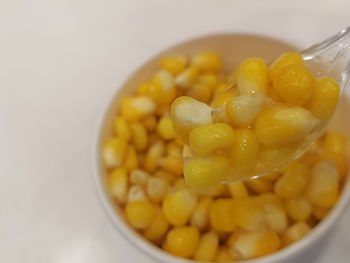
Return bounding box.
[1,0,350,262]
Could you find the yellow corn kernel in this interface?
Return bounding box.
[274,162,310,199]
[229,129,260,173]
[190,196,213,230]
[192,52,221,73]
[121,96,156,121]
[137,82,153,96]
[143,141,165,173]
[285,196,312,221]
[233,230,280,259]
[102,137,127,169]
[166,226,199,258]
[166,140,182,158]
[227,228,245,248]
[324,132,347,156]
[195,184,228,197]
[149,70,176,105]
[189,123,235,156]
[307,77,340,121]
[175,66,200,88]
[171,96,213,143]
[184,155,231,187]
[237,58,268,94]
[186,81,212,103]
[268,52,305,81]
[273,63,315,106]
[130,169,150,187]
[305,160,339,207]
[108,167,128,203]
[258,193,287,233]
[161,55,188,76]
[312,205,331,221]
[159,156,183,176]
[125,200,156,229]
[210,198,236,232]
[282,222,310,246]
[319,152,348,180]
[214,247,235,262]
[142,115,158,132]
[130,122,148,151]
[147,176,168,203]
[194,231,219,261]
[155,169,177,184]
[157,117,176,140]
[228,182,249,199]
[144,209,170,241]
[162,189,197,226]
[127,185,147,202]
[123,145,139,172]
[211,91,236,108]
[266,82,281,102]
[226,93,266,127]
[232,197,265,231]
[173,178,188,190]
[263,171,281,181]
[201,73,219,88]
[214,81,233,95]
[255,105,320,146]
[114,117,131,142]
[245,178,273,194]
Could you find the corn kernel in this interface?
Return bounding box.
[194,231,219,261]
[274,162,310,199]
[237,58,268,94]
[263,171,281,181]
[228,182,249,199]
[157,117,177,140]
[175,66,200,88]
[285,196,312,221]
[210,198,236,232]
[184,155,231,187]
[201,73,219,88]
[147,176,168,203]
[186,81,212,103]
[125,200,156,229]
[173,178,188,190]
[161,55,188,76]
[255,104,320,146]
[102,137,127,169]
[214,247,235,262]
[114,117,131,142]
[130,169,150,187]
[123,145,139,172]
[144,209,170,241]
[227,228,245,248]
[190,196,213,230]
[192,52,221,73]
[195,184,228,197]
[143,141,165,173]
[229,129,260,173]
[137,82,153,96]
[142,115,158,132]
[307,77,340,121]
[211,91,236,108]
[273,63,315,106]
[155,169,177,184]
[130,122,148,151]
[245,178,273,194]
[226,93,266,127]
[282,222,310,246]
[268,52,305,81]
[108,167,128,203]
[324,132,347,156]
[305,160,339,207]
[128,185,147,202]
[121,96,156,121]
[159,156,183,176]
[319,152,348,180]
[312,205,330,220]
[166,226,199,258]
[149,70,176,104]
[166,140,182,158]
[162,189,197,226]
[232,197,265,231]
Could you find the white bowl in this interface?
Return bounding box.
[93,33,350,263]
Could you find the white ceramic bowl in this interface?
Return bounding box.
[93,33,350,263]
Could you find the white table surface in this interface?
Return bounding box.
[1,0,350,262]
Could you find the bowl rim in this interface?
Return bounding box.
[92,32,350,263]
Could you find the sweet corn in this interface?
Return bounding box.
[159,156,183,176]
[147,176,168,203]
[214,81,233,95]
[227,228,245,248]
[237,58,268,94]
[307,76,340,121]
[312,205,330,221]
[263,171,281,181]
[166,226,199,258]
[144,209,170,241]
[142,115,158,132]
[285,196,312,221]
[149,70,176,104]
[213,247,235,262]
[192,52,221,73]
[200,73,219,88]
[125,200,156,229]
[143,141,165,173]
[194,231,219,261]
[210,91,236,108]
[130,169,150,187]
[195,184,228,197]
[166,140,182,158]
[137,82,153,96]
[186,81,212,103]
[210,198,236,232]
[282,222,310,246]
[259,143,300,170]
[319,152,348,180]
[121,96,156,121]
[171,96,213,143]
[155,169,177,184]
[114,117,131,142]
[255,105,320,146]
[190,196,213,230]
[232,197,265,231]
[229,129,260,173]
[162,189,197,226]
[108,167,128,203]
[173,178,189,190]
[324,132,347,156]
[123,145,139,172]
[175,66,200,88]
[102,137,127,169]
[233,230,280,259]
[274,162,310,199]
[245,177,273,194]
[130,122,148,151]
[228,182,249,199]
[128,185,147,202]
[273,64,315,106]
[161,55,188,76]
[157,117,177,140]
[226,93,266,127]
[184,155,231,187]
[306,160,339,207]
[268,52,305,81]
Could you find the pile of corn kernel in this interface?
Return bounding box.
[102,52,348,261]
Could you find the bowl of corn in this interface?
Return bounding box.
[94,34,350,263]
